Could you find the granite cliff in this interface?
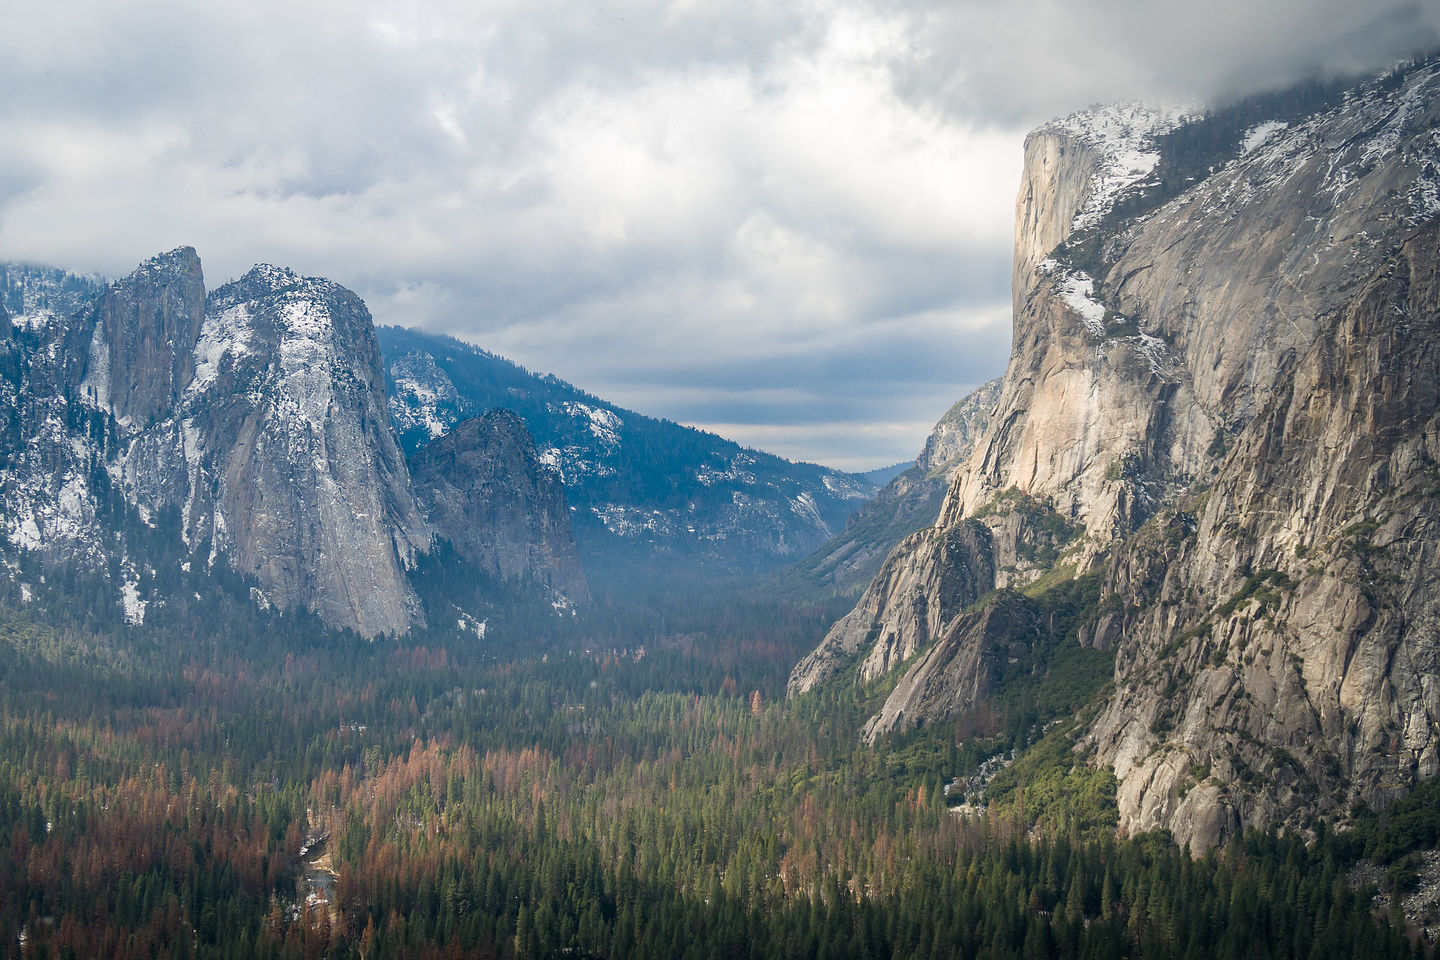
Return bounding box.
[791,57,1440,847]
[0,251,587,636]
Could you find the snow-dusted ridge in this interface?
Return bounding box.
[1040,101,1194,232]
[1240,120,1288,155]
[388,353,462,440]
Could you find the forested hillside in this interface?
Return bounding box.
[377,325,878,590]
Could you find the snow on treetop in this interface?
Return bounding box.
[246,262,300,286]
[1040,101,1193,232]
[213,263,346,307]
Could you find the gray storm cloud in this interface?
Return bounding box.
[0,0,1433,470]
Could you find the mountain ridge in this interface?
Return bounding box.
[778,377,1002,598]
[0,251,588,637]
[377,324,879,587]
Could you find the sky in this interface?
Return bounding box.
[1,1,1436,471]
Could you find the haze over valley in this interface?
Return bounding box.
[2,3,1440,958]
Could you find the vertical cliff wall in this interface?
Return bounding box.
[792,57,1440,847]
[84,257,431,636]
[1090,218,1440,849]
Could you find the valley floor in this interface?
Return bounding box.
[0,593,1430,959]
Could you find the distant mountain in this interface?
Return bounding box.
[0,251,585,637]
[858,462,911,486]
[780,378,1001,596]
[0,250,881,631]
[376,326,879,588]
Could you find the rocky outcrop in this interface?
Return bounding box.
[862,594,1048,741]
[785,378,1001,596]
[790,105,1202,696]
[792,56,1440,847]
[1,249,601,636]
[170,264,430,636]
[1011,104,1190,314]
[916,379,1004,478]
[75,247,206,427]
[411,409,588,601]
[3,252,434,636]
[788,520,996,695]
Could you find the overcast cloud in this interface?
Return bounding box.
[1,0,1435,470]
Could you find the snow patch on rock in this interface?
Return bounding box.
[191,302,255,396]
[389,354,461,440]
[591,504,676,538]
[822,474,872,501]
[537,447,564,474]
[1040,260,1108,335]
[1044,102,1192,232]
[1241,120,1289,155]
[7,470,95,553]
[121,579,146,625]
[563,402,622,447]
[789,492,827,532]
[79,323,112,414]
[8,312,55,332]
[456,610,487,638]
[1409,129,1440,223]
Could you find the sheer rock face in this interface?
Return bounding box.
[944,66,1439,538]
[1011,132,1103,312]
[1090,220,1440,850]
[411,409,589,602]
[792,58,1440,847]
[862,594,1049,742]
[8,251,432,637]
[787,520,996,696]
[77,247,207,428]
[2,249,594,636]
[167,264,430,637]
